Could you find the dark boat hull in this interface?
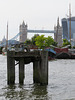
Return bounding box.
[55,52,70,59]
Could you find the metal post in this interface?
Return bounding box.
[69,4,71,44]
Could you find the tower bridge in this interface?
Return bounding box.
[0,19,62,47]
[19,21,55,43]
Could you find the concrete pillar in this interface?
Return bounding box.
[19,58,25,84]
[33,51,48,85]
[7,56,15,85]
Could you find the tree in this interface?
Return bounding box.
[35,35,46,49]
[25,39,32,45]
[31,34,39,45]
[52,41,58,46]
[44,36,54,47]
[63,39,71,47]
[35,35,57,49]
[25,35,57,49]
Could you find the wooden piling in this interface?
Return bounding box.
[33,51,48,85]
[7,50,48,85]
[40,51,48,85]
[7,53,15,85]
[33,61,41,83]
[19,58,25,84]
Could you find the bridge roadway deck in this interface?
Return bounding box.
[27,29,55,33]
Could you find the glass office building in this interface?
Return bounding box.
[62,17,75,41]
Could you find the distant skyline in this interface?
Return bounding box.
[0,0,75,40]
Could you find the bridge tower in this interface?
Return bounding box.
[54,17,63,47]
[19,21,27,43]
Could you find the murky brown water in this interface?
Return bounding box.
[0,55,75,100]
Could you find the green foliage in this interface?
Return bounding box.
[25,39,32,45]
[35,35,56,49]
[45,36,54,47]
[0,47,3,51]
[35,35,46,49]
[73,46,75,49]
[31,34,39,45]
[52,41,58,46]
[63,39,71,47]
[25,34,57,49]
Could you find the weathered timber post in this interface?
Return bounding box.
[33,50,48,85]
[19,58,25,84]
[7,50,48,85]
[7,51,15,85]
[33,50,40,83]
[33,61,41,83]
[40,51,48,85]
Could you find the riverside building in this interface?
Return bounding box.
[62,17,75,41]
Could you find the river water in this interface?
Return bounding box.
[0,55,75,100]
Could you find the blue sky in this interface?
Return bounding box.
[0,0,75,40]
